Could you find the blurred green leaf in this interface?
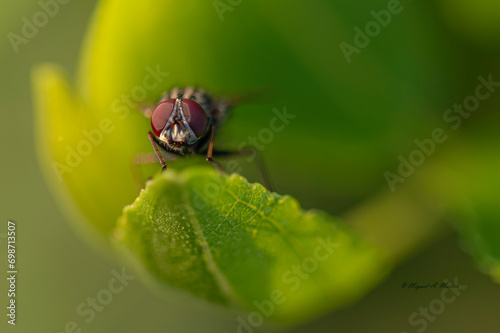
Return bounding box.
[32,64,142,238]
[33,0,459,238]
[73,0,459,215]
[432,131,500,282]
[114,166,389,323]
[31,0,462,316]
[440,0,500,44]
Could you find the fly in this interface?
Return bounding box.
[139,87,273,190]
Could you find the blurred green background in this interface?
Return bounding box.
[2,0,500,332]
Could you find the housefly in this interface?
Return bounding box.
[139,87,272,190]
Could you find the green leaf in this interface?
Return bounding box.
[114,165,390,324]
[32,64,144,241]
[431,132,500,283]
[33,0,458,240]
[31,0,462,320]
[440,0,500,43]
[73,0,459,215]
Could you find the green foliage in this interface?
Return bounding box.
[115,166,389,323]
[32,0,457,238]
[31,0,500,325]
[440,0,500,43]
[435,133,500,282]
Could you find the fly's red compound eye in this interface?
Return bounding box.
[182,99,208,137]
[151,99,176,136]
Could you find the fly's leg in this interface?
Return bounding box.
[213,149,273,192]
[130,132,180,193]
[205,126,273,191]
[147,131,182,171]
[148,132,168,170]
[205,125,225,172]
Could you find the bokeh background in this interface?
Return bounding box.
[2,0,500,332]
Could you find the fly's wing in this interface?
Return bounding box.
[213,86,274,124]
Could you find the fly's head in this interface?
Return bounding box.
[150,98,209,153]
